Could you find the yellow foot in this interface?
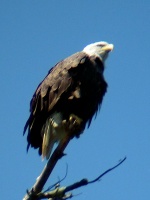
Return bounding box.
[62,114,83,131]
[69,114,82,126]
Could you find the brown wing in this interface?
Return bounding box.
[31,52,88,114]
[24,52,88,153]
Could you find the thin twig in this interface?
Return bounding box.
[64,156,127,192]
[89,156,127,184]
[43,163,68,193]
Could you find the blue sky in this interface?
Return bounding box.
[0,1,150,199]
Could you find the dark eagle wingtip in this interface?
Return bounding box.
[23,116,31,135]
[27,143,30,152]
[23,127,27,136]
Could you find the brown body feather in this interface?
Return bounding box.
[24,52,107,157]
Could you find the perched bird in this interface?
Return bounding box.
[24,41,113,159]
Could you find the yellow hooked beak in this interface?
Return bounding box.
[101,44,114,52]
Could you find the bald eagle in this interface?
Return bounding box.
[24,41,113,159]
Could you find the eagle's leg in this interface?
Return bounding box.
[62,114,83,138]
[69,114,83,127]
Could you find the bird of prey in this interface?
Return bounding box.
[24,41,113,159]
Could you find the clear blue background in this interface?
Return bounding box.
[0,1,150,199]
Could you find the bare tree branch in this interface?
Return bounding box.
[24,157,126,200]
[23,136,71,200]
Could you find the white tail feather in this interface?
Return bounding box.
[42,112,65,160]
[42,120,55,159]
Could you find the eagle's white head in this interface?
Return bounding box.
[83,41,114,62]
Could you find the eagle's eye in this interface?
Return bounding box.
[97,44,105,48]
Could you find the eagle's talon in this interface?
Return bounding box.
[69,114,82,124]
[67,114,83,130]
[62,120,67,125]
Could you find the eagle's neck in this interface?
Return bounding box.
[82,48,102,60]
